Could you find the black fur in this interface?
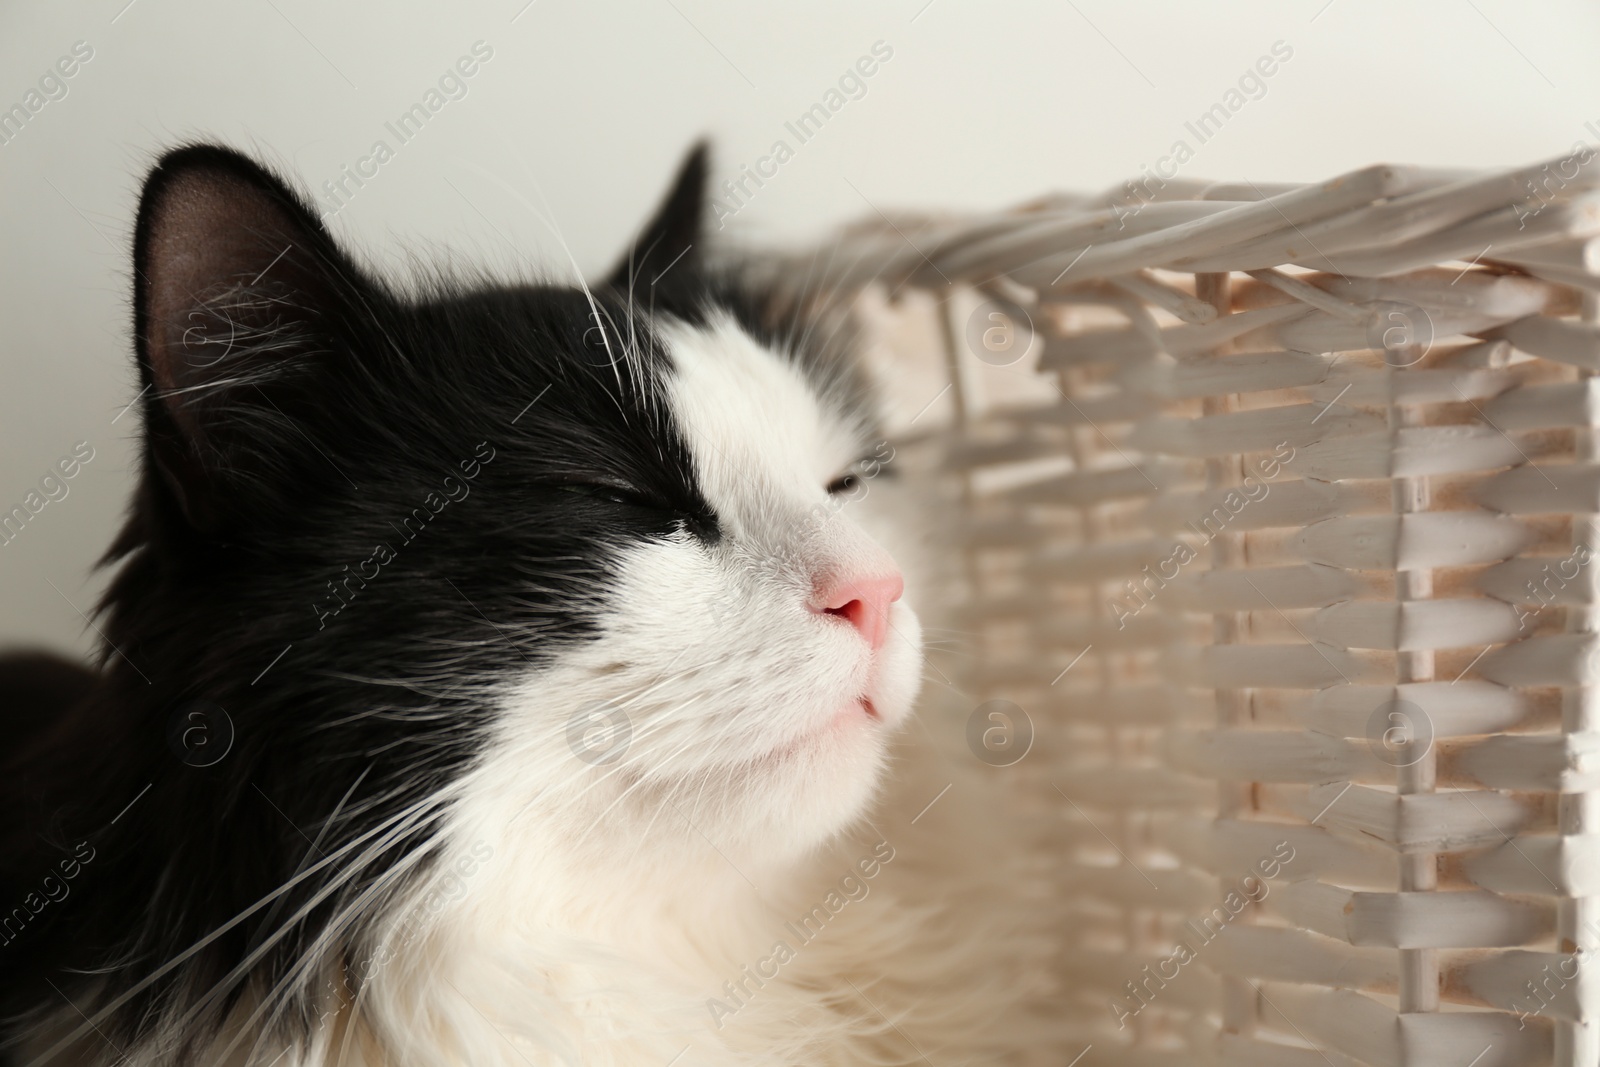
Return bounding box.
[0,144,727,1063]
[0,137,881,1064]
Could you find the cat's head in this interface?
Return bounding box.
[117,144,922,877]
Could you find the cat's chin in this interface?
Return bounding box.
[772,620,923,849]
[739,682,921,861]
[729,711,893,864]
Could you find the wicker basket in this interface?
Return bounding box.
[779,150,1600,1066]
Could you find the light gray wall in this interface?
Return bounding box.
[2,0,1596,655]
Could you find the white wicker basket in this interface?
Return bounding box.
[782,150,1600,1067]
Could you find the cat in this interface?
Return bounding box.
[0,143,1055,1066]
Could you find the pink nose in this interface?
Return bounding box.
[812,573,904,651]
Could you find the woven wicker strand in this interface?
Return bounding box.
[785,149,1600,1067]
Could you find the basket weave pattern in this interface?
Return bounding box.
[805,152,1600,1066]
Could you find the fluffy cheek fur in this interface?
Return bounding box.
[452,529,922,876]
[447,313,925,873]
[326,314,929,1061]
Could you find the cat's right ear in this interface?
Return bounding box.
[133,145,365,532]
[604,142,708,296]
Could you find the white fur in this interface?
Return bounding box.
[38,317,1062,1066]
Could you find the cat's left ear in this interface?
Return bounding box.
[132,145,370,532]
[604,142,708,294]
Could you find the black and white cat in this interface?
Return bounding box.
[0,145,1052,1065]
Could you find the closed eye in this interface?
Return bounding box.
[826,452,895,496]
[553,479,662,509]
[826,471,862,495]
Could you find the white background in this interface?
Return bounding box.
[2,0,1597,654]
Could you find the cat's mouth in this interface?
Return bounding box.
[803,697,881,746]
[824,695,883,735]
[839,695,881,725]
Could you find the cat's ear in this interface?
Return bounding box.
[604,142,708,295]
[133,145,365,531]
